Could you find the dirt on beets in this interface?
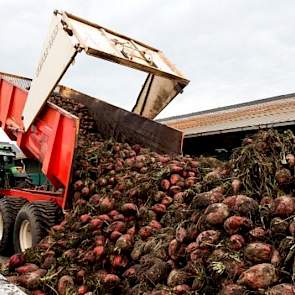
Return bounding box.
[1,97,295,295]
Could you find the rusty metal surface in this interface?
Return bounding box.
[160,94,295,137]
[132,74,187,119]
[58,86,183,154]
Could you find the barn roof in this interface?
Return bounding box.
[159,93,295,137]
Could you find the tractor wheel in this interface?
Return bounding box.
[13,201,62,253]
[0,197,27,254]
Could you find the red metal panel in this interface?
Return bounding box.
[9,87,28,128]
[0,80,14,130]
[0,77,79,209]
[0,189,64,207]
[47,114,79,208]
[0,79,28,136]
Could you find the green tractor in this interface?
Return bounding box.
[0,144,32,189]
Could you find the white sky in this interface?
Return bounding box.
[1,0,295,144]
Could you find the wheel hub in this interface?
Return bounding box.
[19,220,32,252]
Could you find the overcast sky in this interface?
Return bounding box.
[1,0,295,125]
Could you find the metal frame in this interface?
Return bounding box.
[22,10,189,130]
[1,189,64,208]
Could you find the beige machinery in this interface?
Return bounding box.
[24,10,189,131]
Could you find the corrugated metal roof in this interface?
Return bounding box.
[159,93,295,137]
[0,72,32,90]
[0,71,61,95]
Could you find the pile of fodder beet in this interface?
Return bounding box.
[1,97,295,295]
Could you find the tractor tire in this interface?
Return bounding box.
[13,201,62,253]
[0,197,27,254]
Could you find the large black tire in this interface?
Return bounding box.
[0,197,27,254]
[13,201,62,253]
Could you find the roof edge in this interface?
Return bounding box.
[158,92,295,123]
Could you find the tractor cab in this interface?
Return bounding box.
[0,144,31,188]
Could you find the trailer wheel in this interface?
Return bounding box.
[0,197,27,254]
[13,201,62,253]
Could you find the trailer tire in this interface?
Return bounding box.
[0,197,27,254]
[13,201,62,253]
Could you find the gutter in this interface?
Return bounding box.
[184,120,295,139]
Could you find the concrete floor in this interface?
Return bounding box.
[0,274,27,294]
[0,257,28,295]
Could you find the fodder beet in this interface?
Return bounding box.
[237,263,278,289]
[3,101,295,295]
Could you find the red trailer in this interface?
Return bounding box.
[0,11,189,254]
[0,75,77,252]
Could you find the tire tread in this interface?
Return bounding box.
[0,197,27,254]
[14,201,62,252]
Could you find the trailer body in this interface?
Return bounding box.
[0,77,77,208]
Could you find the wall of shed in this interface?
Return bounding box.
[183,126,295,160]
